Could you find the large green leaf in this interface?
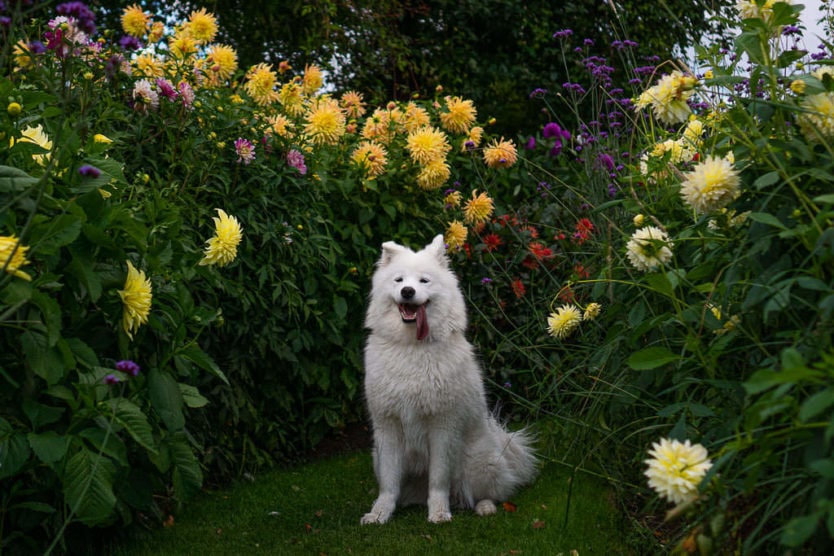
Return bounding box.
[27,431,70,464]
[27,213,83,255]
[166,433,203,500]
[149,370,185,432]
[0,418,31,479]
[21,330,65,385]
[63,448,117,526]
[108,398,157,454]
[0,165,39,192]
[177,345,229,384]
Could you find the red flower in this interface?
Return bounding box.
[558,287,575,303]
[511,278,526,298]
[574,264,590,279]
[482,233,503,252]
[573,218,594,244]
[528,241,553,260]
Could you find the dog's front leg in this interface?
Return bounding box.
[361,421,403,525]
[427,426,454,523]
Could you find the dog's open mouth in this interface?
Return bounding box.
[398,302,429,341]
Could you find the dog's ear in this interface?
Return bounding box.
[428,234,450,266]
[379,241,408,267]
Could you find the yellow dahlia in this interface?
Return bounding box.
[403,102,431,133]
[302,63,324,95]
[264,114,294,138]
[199,209,243,267]
[13,41,34,71]
[304,98,346,146]
[206,44,238,82]
[351,140,388,178]
[245,63,280,106]
[132,52,165,78]
[463,189,494,225]
[645,438,712,505]
[626,225,674,272]
[483,137,517,169]
[443,190,462,208]
[547,304,582,339]
[118,260,152,340]
[461,126,484,151]
[169,32,198,58]
[416,158,451,190]
[445,220,468,251]
[406,127,451,165]
[278,82,304,116]
[0,235,32,281]
[680,155,741,215]
[340,90,366,119]
[583,302,602,321]
[187,8,218,44]
[121,4,150,37]
[440,96,477,134]
[148,21,165,43]
[635,71,696,125]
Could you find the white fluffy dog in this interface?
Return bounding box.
[360,234,537,525]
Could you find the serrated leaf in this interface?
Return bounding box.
[21,330,65,385]
[748,212,787,230]
[63,448,117,526]
[28,214,83,255]
[179,383,209,408]
[27,431,70,464]
[0,418,31,479]
[166,433,203,500]
[627,346,680,370]
[108,398,157,454]
[178,345,229,385]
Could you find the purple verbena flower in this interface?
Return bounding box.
[115,359,141,376]
[104,373,120,385]
[78,164,101,178]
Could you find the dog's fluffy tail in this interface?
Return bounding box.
[456,417,538,508]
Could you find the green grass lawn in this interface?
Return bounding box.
[113,450,631,555]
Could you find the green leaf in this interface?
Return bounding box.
[22,399,65,429]
[27,431,70,464]
[63,447,117,526]
[67,249,103,302]
[780,513,821,547]
[166,433,203,500]
[799,388,834,422]
[748,212,788,230]
[753,171,780,189]
[0,165,39,192]
[178,345,229,384]
[627,346,680,370]
[0,418,31,479]
[108,398,157,454]
[809,458,834,479]
[179,383,209,408]
[21,330,65,385]
[333,296,348,320]
[78,427,127,466]
[149,370,185,432]
[27,214,83,255]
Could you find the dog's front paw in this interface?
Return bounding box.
[427,509,452,523]
[360,511,390,525]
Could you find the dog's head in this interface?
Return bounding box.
[366,234,466,342]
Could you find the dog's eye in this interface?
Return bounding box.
[419,278,430,284]
[394,277,403,283]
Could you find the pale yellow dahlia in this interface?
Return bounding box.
[199,209,243,267]
[0,235,32,281]
[351,141,388,178]
[13,41,34,71]
[463,189,494,225]
[798,92,834,142]
[206,44,238,82]
[680,155,741,215]
[547,304,582,339]
[169,31,198,58]
[444,190,462,208]
[644,438,712,505]
[445,220,468,251]
[440,96,477,134]
[406,127,451,165]
[635,71,696,125]
[461,126,484,151]
[583,302,602,321]
[186,8,218,44]
[483,137,517,169]
[626,225,674,273]
[121,4,150,37]
[264,114,294,138]
[16,124,52,166]
[361,109,399,144]
[118,260,152,340]
[245,63,280,106]
[302,64,324,95]
[416,158,451,190]
[304,98,346,146]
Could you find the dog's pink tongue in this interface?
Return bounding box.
[416,304,429,341]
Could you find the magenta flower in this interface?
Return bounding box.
[78,165,101,178]
[104,373,120,385]
[235,138,255,165]
[286,149,307,175]
[156,78,178,101]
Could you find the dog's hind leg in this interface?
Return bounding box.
[361,420,403,525]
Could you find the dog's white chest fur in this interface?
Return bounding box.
[360,234,537,525]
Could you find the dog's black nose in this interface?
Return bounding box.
[401,286,415,299]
